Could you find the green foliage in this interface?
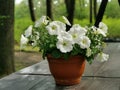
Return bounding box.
[74,19,89,26]
[74,0,89,19]
[15,1,30,19]
[52,0,66,19]
[105,0,120,18]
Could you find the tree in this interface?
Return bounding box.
[65,0,75,25]
[94,0,108,27]
[118,0,120,6]
[89,0,93,23]
[93,0,97,20]
[46,0,53,20]
[0,0,15,75]
[28,0,36,22]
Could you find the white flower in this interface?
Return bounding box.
[24,25,32,37]
[99,22,108,33]
[70,24,87,36]
[96,28,107,37]
[78,36,91,49]
[86,48,92,57]
[95,22,108,37]
[34,16,48,27]
[62,16,71,26]
[96,52,109,62]
[55,21,66,31]
[34,32,40,40]
[68,25,87,44]
[46,21,66,35]
[56,38,73,53]
[91,26,97,32]
[20,34,28,49]
[57,31,73,43]
[31,40,37,47]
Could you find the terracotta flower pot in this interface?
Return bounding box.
[47,55,86,85]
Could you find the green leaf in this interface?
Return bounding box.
[63,53,70,60]
[51,50,62,58]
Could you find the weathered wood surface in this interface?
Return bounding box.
[0,43,120,90]
[0,75,119,90]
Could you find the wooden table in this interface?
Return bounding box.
[0,43,120,90]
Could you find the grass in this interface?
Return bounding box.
[15,44,39,52]
[103,18,120,38]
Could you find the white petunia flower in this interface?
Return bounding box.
[31,40,37,47]
[86,48,92,57]
[78,36,91,49]
[99,22,108,33]
[57,31,73,43]
[46,21,66,35]
[20,34,28,49]
[68,25,87,44]
[46,21,60,35]
[91,26,97,32]
[62,16,71,26]
[96,28,107,37]
[96,22,108,37]
[24,25,33,37]
[55,21,66,31]
[56,38,73,53]
[70,24,87,36]
[34,16,48,27]
[34,32,40,40]
[96,52,109,62]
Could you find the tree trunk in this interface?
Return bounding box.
[94,0,108,27]
[46,0,53,20]
[118,0,120,6]
[28,0,36,22]
[64,0,75,31]
[89,0,93,24]
[65,0,75,25]
[93,0,97,20]
[0,0,15,75]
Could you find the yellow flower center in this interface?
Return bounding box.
[72,34,77,38]
[52,25,57,30]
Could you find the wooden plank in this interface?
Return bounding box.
[1,74,119,90]
[94,43,120,77]
[29,76,120,90]
[0,74,52,90]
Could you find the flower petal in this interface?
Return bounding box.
[24,25,33,37]
[78,36,91,49]
[96,53,109,62]
[62,16,71,26]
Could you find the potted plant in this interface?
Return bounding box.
[20,16,109,85]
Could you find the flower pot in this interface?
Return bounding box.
[47,55,86,85]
